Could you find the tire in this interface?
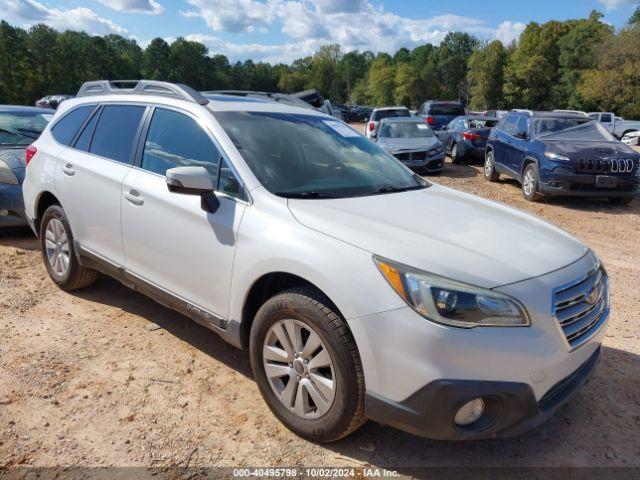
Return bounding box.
[450,143,462,164]
[484,150,500,182]
[522,163,544,202]
[608,196,634,206]
[40,205,97,290]
[249,287,365,443]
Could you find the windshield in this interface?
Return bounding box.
[372,109,410,121]
[535,119,616,141]
[467,119,498,129]
[379,122,433,138]
[215,111,429,198]
[429,104,465,116]
[0,111,51,146]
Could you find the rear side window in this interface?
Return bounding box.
[428,104,465,116]
[90,105,145,163]
[372,109,410,121]
[51,105,94,146]
[141,108,220,177]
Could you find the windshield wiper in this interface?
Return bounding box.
[374,185,423,194]
[275,191,336,199]
[0,128,38,140]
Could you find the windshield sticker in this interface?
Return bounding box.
[416,124,429,129]
[323,120,360,137]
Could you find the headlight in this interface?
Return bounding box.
[544,151,570,162]
[0,160,18,185]
[374,256,530,328]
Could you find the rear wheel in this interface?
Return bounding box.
[450,143,462,164]
[484,150,500,182]
[249,287,365,443]
[40,205,97,290]
[522,164,544,202]
[608,196,634,206]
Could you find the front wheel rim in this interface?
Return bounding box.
[45,218,70,276]
[485,155,493,177]
[263,319,336,419]
[523,169,535,196]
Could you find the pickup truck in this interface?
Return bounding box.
[588,112,640,139]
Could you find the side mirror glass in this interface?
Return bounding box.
[166,166,214,195]
[370,132,377,139]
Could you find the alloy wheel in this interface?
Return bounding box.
[523,169,535,196]
[263,319,336,419]
[45,218,70,276]
[484,154,493,178]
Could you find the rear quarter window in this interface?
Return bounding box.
[51,105,95,146]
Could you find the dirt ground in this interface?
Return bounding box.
[1,141,639,473]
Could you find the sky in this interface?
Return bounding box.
[1,0,639,64]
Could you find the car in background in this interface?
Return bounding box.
[485,110,640,204]
[416,101,465,131]
[587,112,640,140]
[364,106,411,139]
[35,95,73,110]
[484,110,508,119]
[621,130,640,147]
[553,109,588,117]
[437,116,499,164]
[373,117,444,174]
[0,105,53,226]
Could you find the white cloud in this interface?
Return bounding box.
[94,0,164,15]
[0,0,128,35]
[596,0,637,11]
[178,0,527,63]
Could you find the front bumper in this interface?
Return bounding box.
[0,183,27,227]
[366,347,600,440]
[539,172,640,198]
[347,251,608,440]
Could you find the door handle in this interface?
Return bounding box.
[62,163,75,176]
[124,189,144,206]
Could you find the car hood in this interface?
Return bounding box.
[288,184,588,288]
[0,147,26,181]
[544,140,638,159]
[377,137,441,151]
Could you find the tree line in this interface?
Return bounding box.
[1,8,639,117]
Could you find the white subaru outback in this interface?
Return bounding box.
[22,80,609,442]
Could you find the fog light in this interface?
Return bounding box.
[454,398,485,426]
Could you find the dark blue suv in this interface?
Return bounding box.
[485,111,640,204]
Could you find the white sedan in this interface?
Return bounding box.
[622,130,640,146]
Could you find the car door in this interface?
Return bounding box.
[510,116,530,175]
[121,106,247,322]
[496,115,520,174]
[54,103,147,266]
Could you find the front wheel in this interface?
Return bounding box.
[484,151,500,182]
[40,205,97,290]
[522,164,544,202]
[249,288,365,443]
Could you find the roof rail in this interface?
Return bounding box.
[511,109,533,116]
[77,80,209,105]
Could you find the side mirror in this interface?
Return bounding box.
[166,166,214,195]
[515,131,528,140]
[166,166,219,213]
[370,132,378,140]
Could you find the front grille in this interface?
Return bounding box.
[552,266,609,349]
[394,151,427,162]
[577,158,636,174]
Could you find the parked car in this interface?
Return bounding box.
[364,106,411,139]
[35,95,73,110]
[485,110,640,204]
[350,105,373,123]
[436,116,499,164]
[373,117,444,174]
[416,101,466,131]
[484,110,508,119]
[0,105,53,227]
[587,112,640,140]
[24,80,609,442]
[553,109,588,117]
[621,130,640,146]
